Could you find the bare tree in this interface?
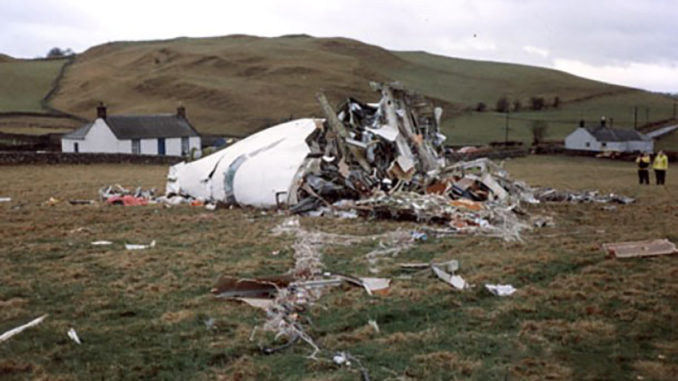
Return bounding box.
[530,96,545,111]
[46,47,74,58]
[513,100,522,112]
[530,120,549,145]
[496,95,510,113]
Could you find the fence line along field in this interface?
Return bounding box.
[1,156,677,380]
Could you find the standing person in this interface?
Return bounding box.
[653,150,668,185]
[636,151,651,184]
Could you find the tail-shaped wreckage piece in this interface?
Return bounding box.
[166,82,447,210]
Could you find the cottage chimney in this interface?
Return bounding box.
[96,102,107,119]
[177,105,186,119]
[600,116,606,128]
[579,119,585,128]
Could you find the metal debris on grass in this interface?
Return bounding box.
[0,314,48,343]
[125,240,156,250]
[215,217,407,360]
[158,81,633,243]
[485,284,517,296]
[603,238,677,259]
[67,328,81,344]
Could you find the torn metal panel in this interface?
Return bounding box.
[365,124,399,142]
[211,274,294,298]
[359,277,391,296]
[480,173,508,200]
[431,264,466,290]
[603,239,677,259]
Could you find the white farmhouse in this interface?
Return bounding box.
[61,103,201,156]
[564,126,653,153]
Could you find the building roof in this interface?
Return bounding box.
[62,114,200,140]
[105,114,199,139]
[585,127,650,142]
[62,122,94,140]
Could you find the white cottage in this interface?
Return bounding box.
[61,104,201,156]
[564,126,653,153]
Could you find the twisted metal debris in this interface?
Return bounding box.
[251,217,413,358]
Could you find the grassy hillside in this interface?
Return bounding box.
[1,35,675,147]
[51,35,400,136]
[0,58,68,112]
[49,35,675,140]
[387,51,625,107]
[390,51,677,144]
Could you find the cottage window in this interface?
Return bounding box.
[601,142,607,148]
[181,137,189,155]
[74,142,79,153]
[585,142,590,147]
[132,139,141,154]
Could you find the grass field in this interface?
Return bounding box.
[442,91,678,145]
[0,59,68,112]
[1,156,676,380]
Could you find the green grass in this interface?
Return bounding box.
[656,128,678,151]
[1,157,676,380]
[389,51,623,107]
[0,59,68,112]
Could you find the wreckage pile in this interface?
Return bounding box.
[165,82,633,241]
[162,83,640,370]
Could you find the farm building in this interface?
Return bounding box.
[61,104,201,156]
[564,126,653,152]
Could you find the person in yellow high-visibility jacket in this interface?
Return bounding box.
[653,150,668,185]
[636,152,651,184]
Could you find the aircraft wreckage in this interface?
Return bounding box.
[167,82,447,210]
[165,82,633,241]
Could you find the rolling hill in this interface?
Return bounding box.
[1,34,676,145]
[0,57,69,112]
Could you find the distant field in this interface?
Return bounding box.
[655,129,678,151]
[0,115,81,135]
[1,156,676,380]
[0,58,68,112]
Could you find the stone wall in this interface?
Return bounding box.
[0,151,183,165]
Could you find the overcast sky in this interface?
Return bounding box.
[2,0,677,92]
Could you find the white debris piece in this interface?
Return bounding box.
[67,328,81,344]
[0,197,11,202]
[431,263,467,290]
[125,240,156,250]
[485,284,517,296]
[333,352,350,366]
[91,241,113,246]
[360,277,391,295]
[368,319,380,334]
[0,314,48,343]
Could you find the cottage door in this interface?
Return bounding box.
[157,138,166,155]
